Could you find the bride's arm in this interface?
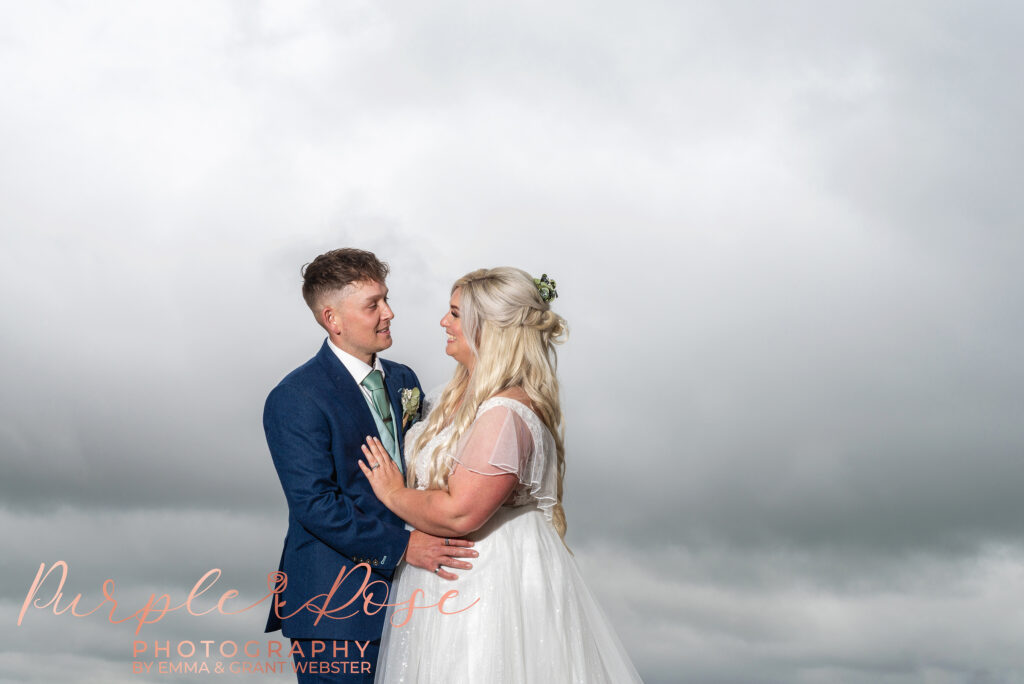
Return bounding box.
[361,442,517,537]
[358,405,527,537]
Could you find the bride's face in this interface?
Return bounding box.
[441,288,474,370]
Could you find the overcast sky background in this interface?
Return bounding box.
[2,1,1024,683]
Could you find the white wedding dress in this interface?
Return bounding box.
[376,397,643,683]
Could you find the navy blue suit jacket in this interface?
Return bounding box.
[263,340,421,640]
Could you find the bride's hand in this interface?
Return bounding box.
[358,436,405,506]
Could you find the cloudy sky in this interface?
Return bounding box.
[2,1,1023,682]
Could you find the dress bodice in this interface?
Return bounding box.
[403,396,559,518]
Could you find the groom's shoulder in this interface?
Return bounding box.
[381,358,420,385]
[267,348,330,399]
[276,350,324,384]
[263,356,332,424]
[380,357,415,373]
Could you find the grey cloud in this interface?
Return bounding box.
[3,1,1024,682]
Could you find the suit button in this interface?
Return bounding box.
[372,560,379,566]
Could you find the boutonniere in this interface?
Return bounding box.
[400,387,422,428]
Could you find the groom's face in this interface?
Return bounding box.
[324,279,394,364]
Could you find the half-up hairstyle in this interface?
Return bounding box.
[408,267,570,537]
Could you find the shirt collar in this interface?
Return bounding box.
[327,338,385,385]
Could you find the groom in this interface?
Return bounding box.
[264,248,476,683]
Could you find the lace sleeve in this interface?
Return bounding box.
[452,401,558,520]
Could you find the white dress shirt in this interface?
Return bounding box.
[327,337,386,403]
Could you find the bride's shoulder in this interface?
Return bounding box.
[479,388,542,427]
[491,387,534,411]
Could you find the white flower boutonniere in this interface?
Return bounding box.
[400,387,422,428]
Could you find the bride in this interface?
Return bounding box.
[358,267,643,683]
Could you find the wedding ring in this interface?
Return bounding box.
[444,538,451,546]
[434,565,441,574]
[370,463,381,471]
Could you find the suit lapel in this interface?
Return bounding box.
[315,341,378,439]
[318,342,407,470]
[381,361,407,470]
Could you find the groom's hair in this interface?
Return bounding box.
[301,248,390,312]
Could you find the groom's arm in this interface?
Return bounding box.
[264,382,410,572]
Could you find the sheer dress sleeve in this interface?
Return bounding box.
[452,401,558,522]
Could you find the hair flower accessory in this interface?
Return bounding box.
[533,273,558,303]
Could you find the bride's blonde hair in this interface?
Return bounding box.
[408,267,569,537]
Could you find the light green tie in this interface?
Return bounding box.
[360,370,401,470]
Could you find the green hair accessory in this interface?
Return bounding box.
[533,273,558,303]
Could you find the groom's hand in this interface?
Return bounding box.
[405,530,477,581]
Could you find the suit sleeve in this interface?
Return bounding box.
[264,382,410,571]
